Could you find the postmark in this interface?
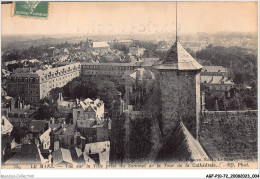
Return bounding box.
[13,1,48,18]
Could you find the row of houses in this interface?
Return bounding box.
[1,97,111,168]
[5,58,234,108]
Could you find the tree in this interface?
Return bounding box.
[112,43,129,54]
[34,97,60,120]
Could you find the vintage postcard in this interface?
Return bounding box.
[1,1,259,178]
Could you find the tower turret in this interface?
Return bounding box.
[153,39,203,139]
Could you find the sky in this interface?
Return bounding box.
[1,1,258,36]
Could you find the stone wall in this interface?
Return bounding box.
[199,110,257,160]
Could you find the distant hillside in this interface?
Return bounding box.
[1,37,67,52]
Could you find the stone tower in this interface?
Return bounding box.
[153,38,202,139]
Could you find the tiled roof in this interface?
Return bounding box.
[153,39,202,70]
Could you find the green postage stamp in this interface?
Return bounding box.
[13,1,48,18]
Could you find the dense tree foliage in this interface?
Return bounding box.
[2,45,53,62]
[33,97,60,120]
[50,76,125,109]
[112,43,129,54]
[198,45,257,110]
[196,45,257,86]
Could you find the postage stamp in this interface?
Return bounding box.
[13,1,48,18]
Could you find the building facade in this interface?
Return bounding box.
[81,62,137,77]
[200,66,234,93]
[6,63,81,105]
[72,98,105,125]
[81,58,159,77]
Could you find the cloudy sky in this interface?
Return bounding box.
[1,1,258,36]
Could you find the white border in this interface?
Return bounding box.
[0,0,259,178]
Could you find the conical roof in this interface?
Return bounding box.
[153,39,202,70]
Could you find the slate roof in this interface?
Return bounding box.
[49,123,62,133]
[156,121,208,162]
[29,120,47,133]
[70,147,85,164]
[9,108,35,117]
[54,124,75,135]
[153,39,202,70]
[139,58,160,67]
[201,66,227,73]
[77,119,95,128]
[201,76,234,85]
[52,148,73,166]
[4,144,42,165]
